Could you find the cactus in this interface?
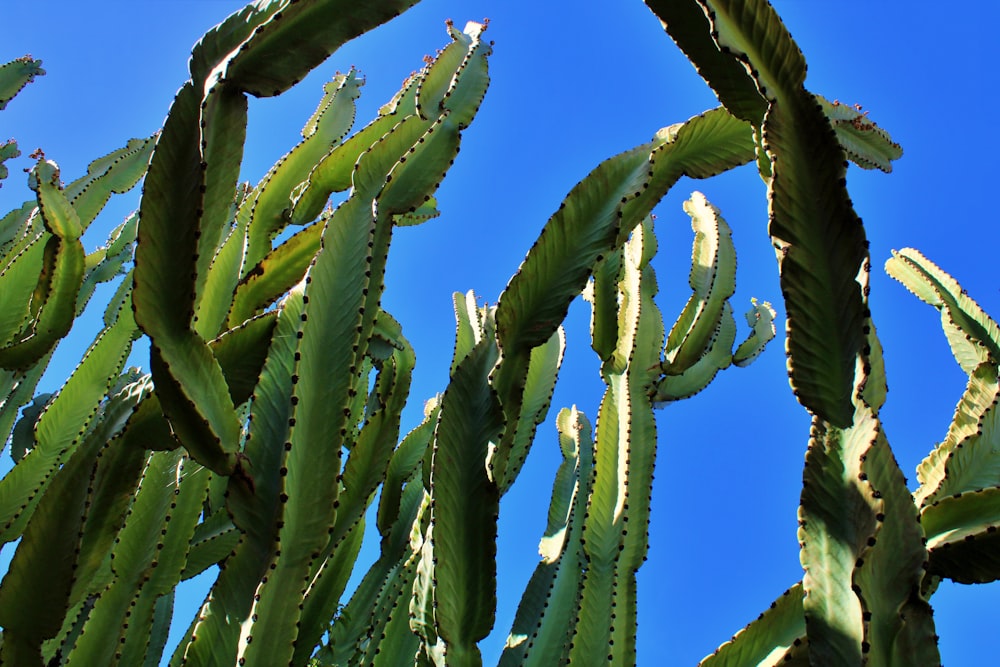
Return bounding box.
[0,1,996,666]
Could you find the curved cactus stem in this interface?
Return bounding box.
[662,192,737,375]
[62,137,155,231]
[0,375,145,663]
[209,0,421,99]
[732,298,776,367]
[499,407,593,667]
[915,362,999,507]
[132,82,242,476]
[923,486,1000,584]
[886,248,1000,375]
[0,55,45,111]
[243,70,363,268]
[699,583,805,667]
[681,0,872,428]
[644,0,766,124]
[325,479,426,665]
[0,300,136,545]
[815,95,902,173]
[0,160,86,371]
[798,405,880,666]
[854,429,941,666]
[426,339,503,666]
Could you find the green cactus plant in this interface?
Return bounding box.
[0,1,997,666]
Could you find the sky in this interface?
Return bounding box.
[2,1,999,665]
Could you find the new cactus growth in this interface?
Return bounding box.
[0,1,995,666]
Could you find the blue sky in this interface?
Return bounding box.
[2,1,999,665]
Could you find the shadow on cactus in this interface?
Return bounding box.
[0,1,995,666]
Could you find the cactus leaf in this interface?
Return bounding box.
[699,583,805,666]
[886,248,1000,374]
[0,55,45,111]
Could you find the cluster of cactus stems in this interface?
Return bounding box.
[0,0,997,665]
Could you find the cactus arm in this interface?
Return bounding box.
[377,399,439,536]
[62,137,155,230]
[324,479,426,664]
[732,298,777,366]
[854,429,941,666]
[0,201,36,254]
[923,487,1000,584]
[922,383,1000,502]
[886,248,1000,374]
[426,339,503,666]
[0,392,128,662]
[699,583,806,666]
[0,160,86,371]
[643,0,766,124]
[496,107,752,361]
[492,327,565,494]
[797,407,880,666]
[228,218,324,327]
[662,192,737,374]
[691,0,870,428]
[0,55,44,111]
[290,518,365,666]
[293,343,414,658]
[500,407,593,667]
[243,70,363,268]
[62,450,191,665]
[178,288,303,666]
[815,96,902,173]
[0,300,136,544]
[0,236,48,348]
[651,302,736,403]
[195,185,251,337]
[77,214,137,315]
[132,81,242,476]
[915,363,999,507]
[0,140,18,185]
[215,0,421,99]
[113,462,210,667]
[179,510,239,582]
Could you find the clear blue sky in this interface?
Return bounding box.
[2,1,998,664]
